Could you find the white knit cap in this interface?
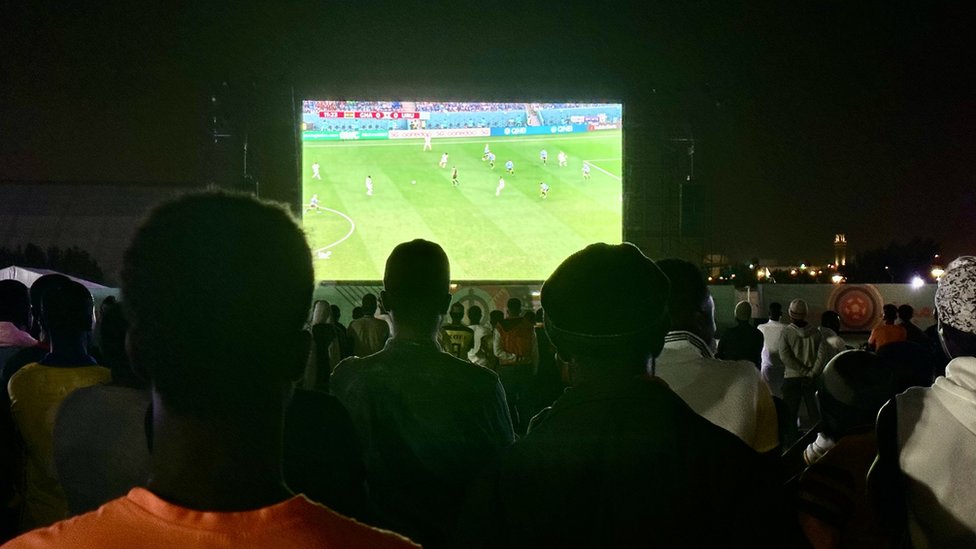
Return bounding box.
[936,256,976,335]
[789,299,808,320]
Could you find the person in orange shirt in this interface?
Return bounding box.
[1,193,417,549]
[867,304,908,352]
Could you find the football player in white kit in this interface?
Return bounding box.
[311,162,322,180]
[365,175,374,196]
[305,194,321,212]
[495,176,505,196]
[582,162,591,180]
[439,152,449,168]
[540,181,550,199]
[482,143,491,161]
[423,133,432,151]
[557,151,567,167]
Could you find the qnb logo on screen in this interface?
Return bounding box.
[300,99,623,281]
[549,125,575,134]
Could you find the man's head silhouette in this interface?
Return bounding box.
[122,192,313,417]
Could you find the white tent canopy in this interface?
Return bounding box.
[0,265,118,303]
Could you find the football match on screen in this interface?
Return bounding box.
[300,100,623,281]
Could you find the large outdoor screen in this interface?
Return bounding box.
[300,100,623,280]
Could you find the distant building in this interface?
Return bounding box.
[834,234,847,267]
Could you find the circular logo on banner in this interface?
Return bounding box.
[828,285,883,331]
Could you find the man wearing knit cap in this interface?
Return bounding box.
[872,256,976,547]
[457,243,781,548]
[331,239,514,549]
[717,300,764,369]
[653,260,779,454]
[781,298,835,432]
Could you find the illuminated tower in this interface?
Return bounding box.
[834,234,847,266]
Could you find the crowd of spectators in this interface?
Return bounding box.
[304,100,404,113]
[304,101,533,114]
[413,102,524,113]
[1,191,974,548]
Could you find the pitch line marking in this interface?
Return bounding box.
[583,159,622,181]
[311,207,356,256]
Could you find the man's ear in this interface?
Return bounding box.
[282,329,311,383]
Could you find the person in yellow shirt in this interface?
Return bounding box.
[8,281,110,531]
[2,193,417,549]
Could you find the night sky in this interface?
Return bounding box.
[2,1,972,265]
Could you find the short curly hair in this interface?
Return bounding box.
[121,192,313,415]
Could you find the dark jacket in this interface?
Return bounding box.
[718,321,765,369]
[457,375,785,548]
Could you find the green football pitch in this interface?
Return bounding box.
[301,130,622,281]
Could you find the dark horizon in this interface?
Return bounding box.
[1,1,971,265]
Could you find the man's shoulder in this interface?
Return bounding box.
[334,345,497,382]
[703,356,761,378]
[1,494,419,548]
[331,354,369,383]
[443,323,474,334]
[288,497,420,547]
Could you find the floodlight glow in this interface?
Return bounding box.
[911,276,925,289]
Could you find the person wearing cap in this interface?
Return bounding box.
[717,301,764,369]
[653,259,779,454]
[456,243,782,548]
[795,350,895,548]
[867,304,907,352]
[781,298,835,431]
[330,239,514,549]
[871,256,976,547]
[759,302,790,398]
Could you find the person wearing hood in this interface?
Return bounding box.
[781,299,836,431]
[871,256,976,547]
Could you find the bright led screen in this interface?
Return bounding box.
[301,100,622,280]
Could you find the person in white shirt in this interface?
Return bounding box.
[652,259,779,454]
[557,151,567,167]
[439,152,449,168]
[311,162,322,180]
[495,177,505,196]
[758,302,790,398]
[872,256,976,548]
[465,305,488,367]
[365,175,373,196]
[423,133,432,151]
